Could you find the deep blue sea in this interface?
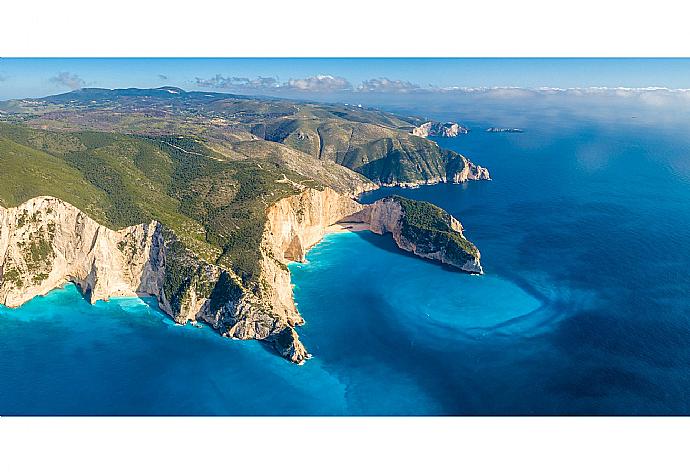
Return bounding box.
[3,104,690,415]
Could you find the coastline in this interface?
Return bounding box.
[1,179,485,362]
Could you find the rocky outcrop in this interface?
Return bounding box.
[345,196,483,274]
[0,196,166,308]
[198,187,366,363]
[378,153,490,188]
[446,154,491,183]
[486,127,523,133]
[412,121,469,138]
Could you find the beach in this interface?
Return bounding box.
[324,222,371,234]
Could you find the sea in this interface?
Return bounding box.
[3,98,690,415]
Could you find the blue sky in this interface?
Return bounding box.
[2,58,690,100]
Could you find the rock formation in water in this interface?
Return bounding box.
[412,121,469,138]
[445,154,491,183]
[346,196,483,274]
[486,127,524,133]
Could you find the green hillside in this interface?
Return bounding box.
[1,87,477,186]
[0,123,314,276]
[0,134,112,223]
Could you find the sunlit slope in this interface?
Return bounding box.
[1,87,476,186]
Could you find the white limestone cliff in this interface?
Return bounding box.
[0,196,165,308]
[412,121,469,138]
[0,186,482,364]
[0,190,366,364]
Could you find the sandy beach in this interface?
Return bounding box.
[325,222,371,234]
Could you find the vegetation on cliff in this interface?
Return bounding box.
[394,196,480,260]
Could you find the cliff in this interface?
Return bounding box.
[345,196,483,274]
[0,197,166,307]
[0,190,365,364]
[445,153,491,183]
[199,187,366,363]
[412,121,470,138]
[0,189,482,364]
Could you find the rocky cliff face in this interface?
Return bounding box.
[253,187,366,361]
[445,154,491,183]
[346,196,483,274]
[199,187,366,363]
[0,188,482,364]
[412,121,469,138]
[0,196,166,308]
[265,187,364,263]
[0,197,226,331]
[379,153,490,188]
[0,190,366,364]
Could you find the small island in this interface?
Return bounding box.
[486,127,524,133]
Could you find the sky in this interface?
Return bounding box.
[2,58,690,101]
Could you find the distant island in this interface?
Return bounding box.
[0,87,490,364]
[412,121,469,138]
[486,127,524,133]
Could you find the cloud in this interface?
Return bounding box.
[190,74,690,106]
[285,75,352,92]
[49,72,86,90]
[194,74,351,92]
[158,74,169,81]
[357,77,421,93]
[195,74,438,94]
[439,85,690,96]
[479,87,539,99]
[194,74,280,90]
[429,86,690,106]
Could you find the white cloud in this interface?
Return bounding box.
[285,75,352,92]
[191,74,690,106]
[357,77,421,93]
[195,75,280,90]
[49,72,86,90]
[430,85,690,106]
[194,74,352,92]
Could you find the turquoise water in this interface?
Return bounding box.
[0,284,352,415]
[3,105,690,415]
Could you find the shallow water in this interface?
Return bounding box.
[3,107,690,415]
